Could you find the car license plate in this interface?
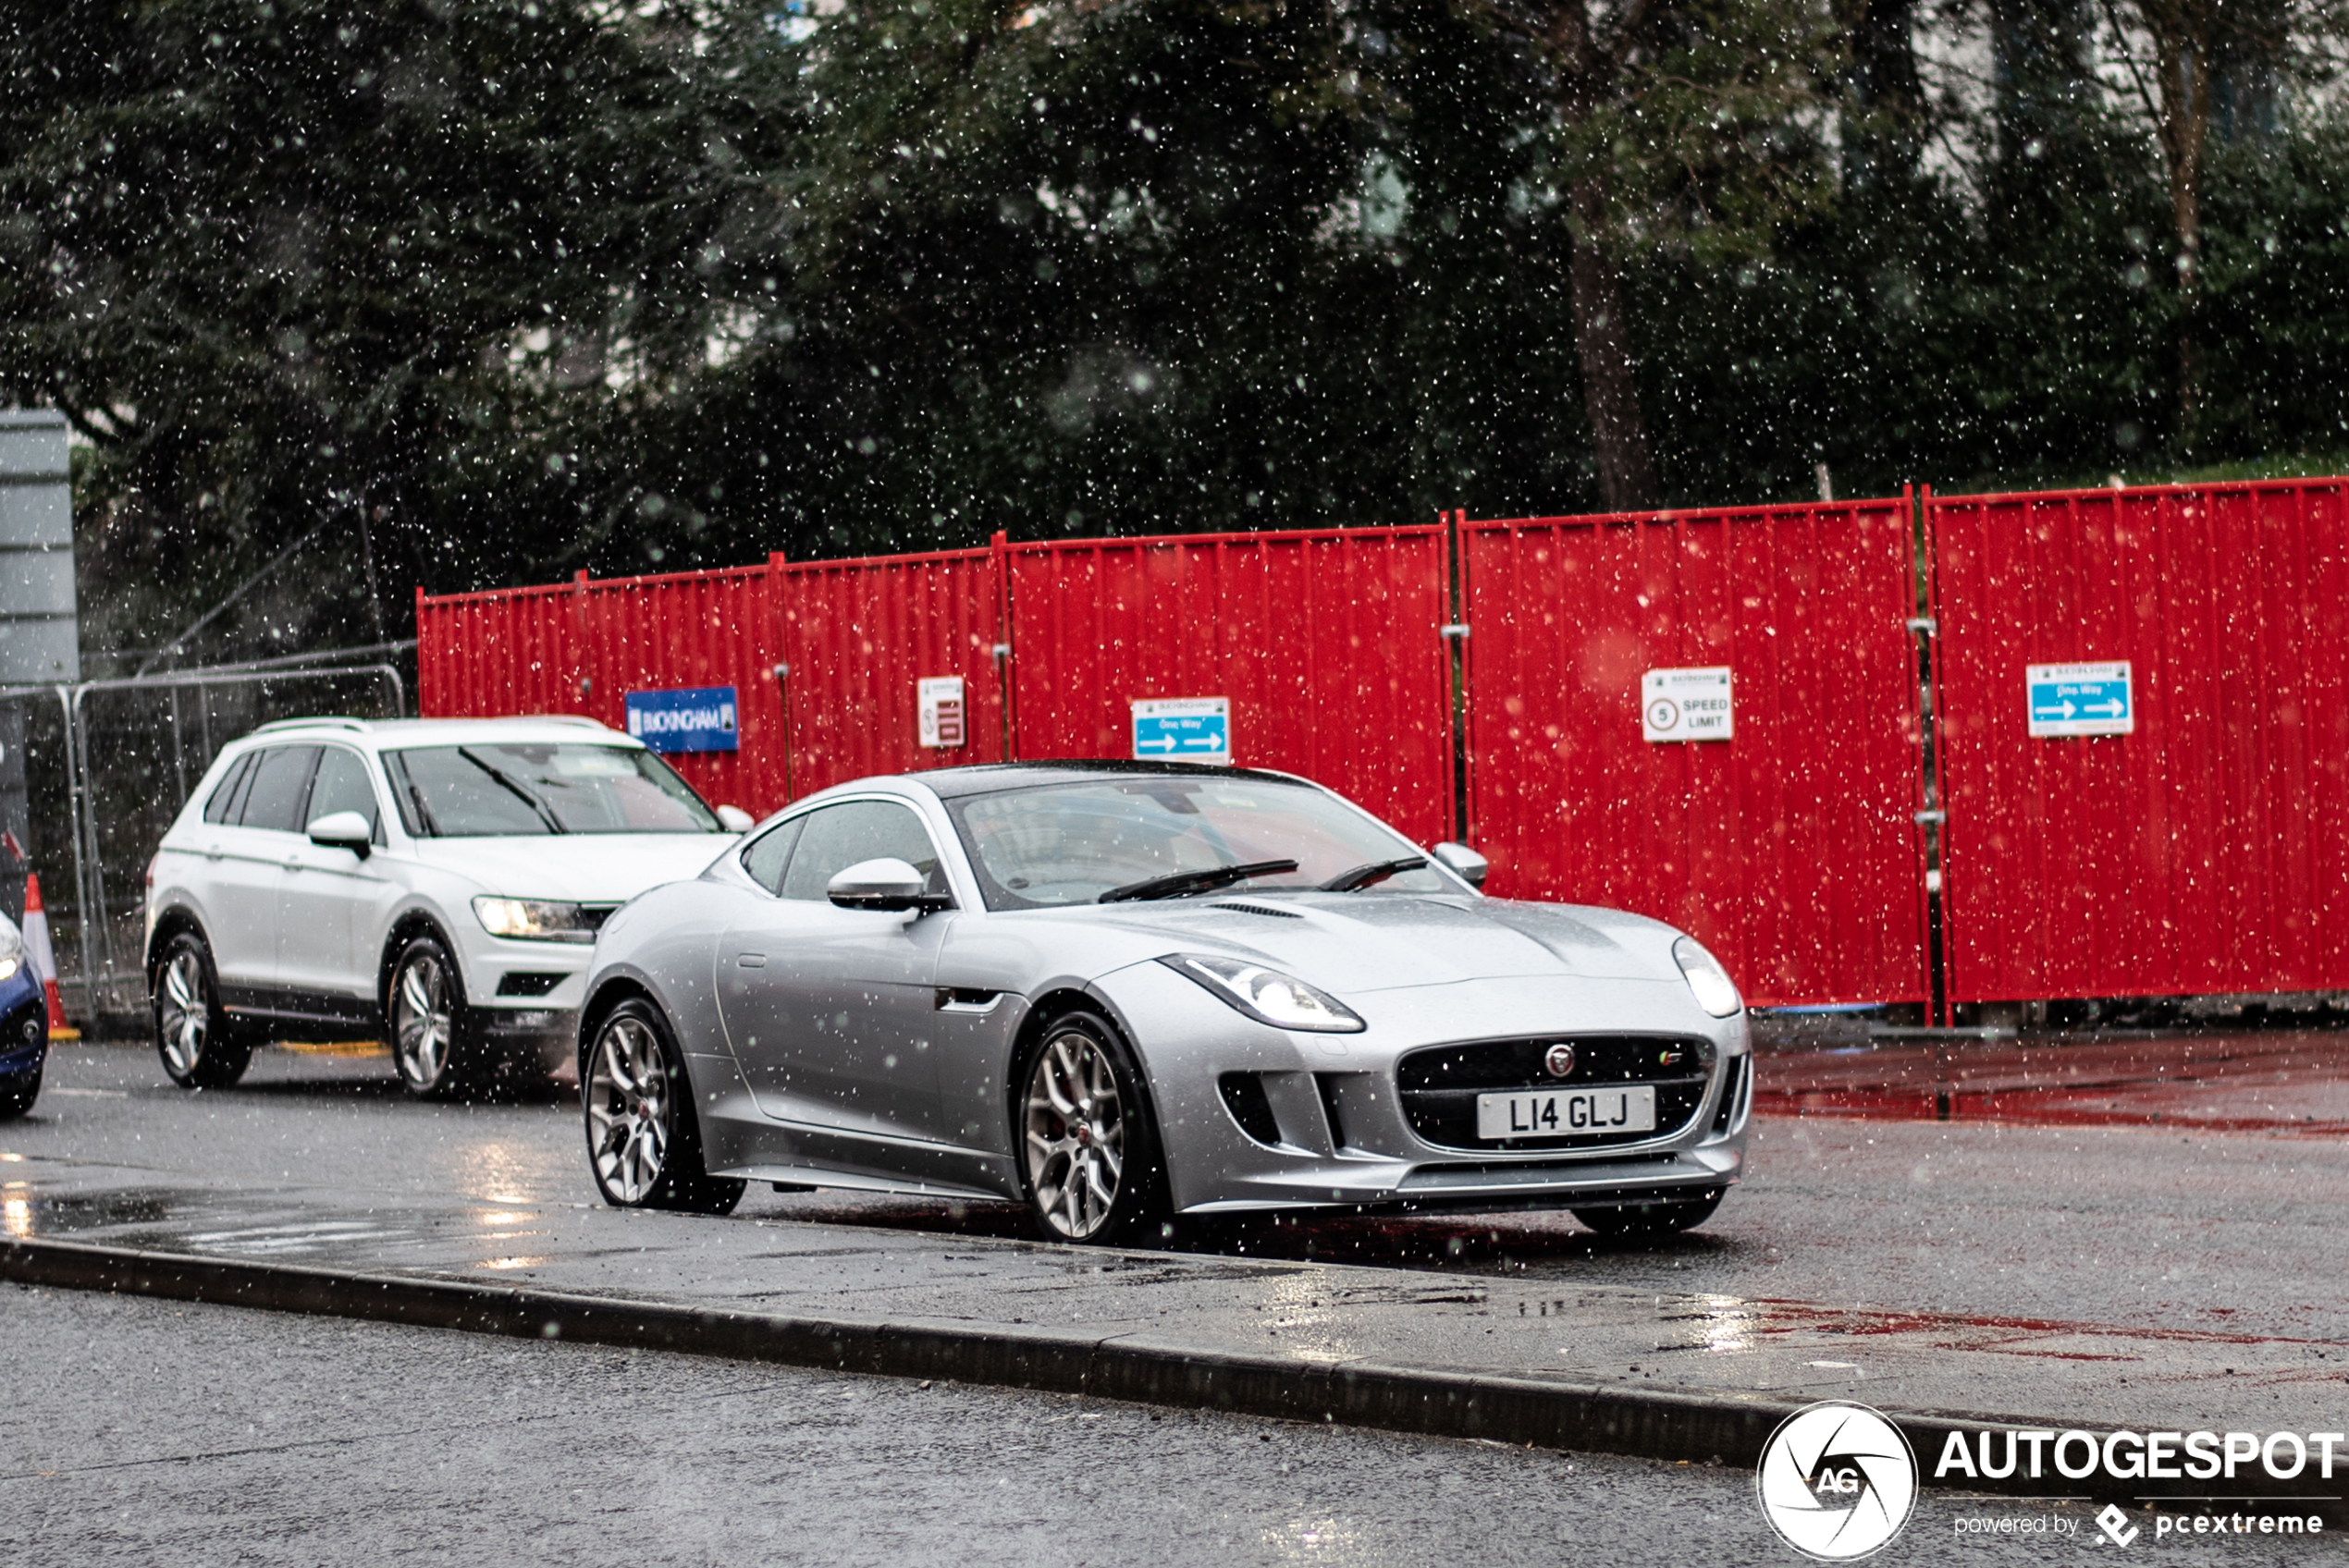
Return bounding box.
[1476,1085,1656,1139]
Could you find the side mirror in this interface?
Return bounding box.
[827,857,950,913]
[1432,841,1489,890]
[307,810,375,860]
[715,804,755,833]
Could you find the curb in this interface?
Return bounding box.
[4,1236,2333,1517]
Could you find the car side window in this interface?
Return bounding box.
[202,753,257,825]
[307,747,384,842]
[238,746,321,833]
[740,815,805,896]
[779,800,947,902]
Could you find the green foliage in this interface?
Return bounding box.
[3,0,2346,660]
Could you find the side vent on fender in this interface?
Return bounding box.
[1217,1072,1283,1145]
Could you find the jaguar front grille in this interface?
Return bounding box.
[1396,1035,1715,1151]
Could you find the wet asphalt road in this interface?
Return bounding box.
[17,1284,2335,1568]
[7,1041,2349,1564]
[10,1039,2347,1341]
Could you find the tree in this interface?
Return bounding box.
[2099,0,2343,439]
[0,0,792,658]
[1456,0,1841,508]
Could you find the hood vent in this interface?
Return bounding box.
[1209,901,1302,919]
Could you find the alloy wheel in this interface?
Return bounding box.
[392,951,453,1088]
[1023,1028,1126,1241]
[587,1011,670,1203]
[157,949,209,1076]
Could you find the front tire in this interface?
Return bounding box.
[387,935,480,1099]
[583,998,743,1216]
[0,1067,39,1120]
[1015,1010,1167,1246]
[1573,1189,1724,1237]
[153,931,252,1089]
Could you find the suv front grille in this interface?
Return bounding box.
[1396,1035,1715,1151]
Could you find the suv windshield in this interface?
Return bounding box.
[943,776,1449,910]
[383,743,722,837]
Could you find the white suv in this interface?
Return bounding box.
[144,716,752,1096]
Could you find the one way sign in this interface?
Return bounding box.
[2026,661,2134,737]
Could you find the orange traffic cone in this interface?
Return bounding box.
[22,873,71,1040]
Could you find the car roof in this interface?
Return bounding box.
[229,716,629,751]
[909,759,1310,800]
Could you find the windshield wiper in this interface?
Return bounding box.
[1098,858,1299,904]
[459,747,566,834]
[1319,855,1427,892]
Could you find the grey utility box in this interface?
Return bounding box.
[0,410,80,684]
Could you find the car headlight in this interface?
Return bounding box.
[473,897,597,943]
[1162,954,1366,1034]
[1673,937,1742,1017]
[0,913,22,982]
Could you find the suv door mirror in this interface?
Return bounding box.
[1432,841,1489,889]
[828,857,947,913]
[307,810,375,859]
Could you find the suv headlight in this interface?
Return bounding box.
[0,913,21,982]
[1673,937,1742,1017]
[473,897,598,943]
[1162,954,1366,1034]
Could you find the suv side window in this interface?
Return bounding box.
[779,800,948,903]
[239,746,322,833]
[307,747,384,841]
[740,815,805,895]
[202,753,257,825]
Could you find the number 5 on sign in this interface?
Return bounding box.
[1642,668,1733,742]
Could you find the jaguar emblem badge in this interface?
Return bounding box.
[1543,1043,1576,1078]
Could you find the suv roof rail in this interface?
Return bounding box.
[535,715,611,729]
[250,717,372,735]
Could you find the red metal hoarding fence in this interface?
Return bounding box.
[781,545,1008,800]
[1927,478,2349,1005]
[575,562,786,819]
[1002,526,1457,849]
[1458,497,1929,1009]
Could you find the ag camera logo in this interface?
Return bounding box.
[1756,1402,1919,1560]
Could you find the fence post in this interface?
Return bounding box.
[991,531,1015,763]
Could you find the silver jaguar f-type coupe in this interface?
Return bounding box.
[576,760,1753,1244]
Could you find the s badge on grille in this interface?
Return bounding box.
[1543,1043,1576,1078]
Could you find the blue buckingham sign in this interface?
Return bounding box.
[625,686,740,753]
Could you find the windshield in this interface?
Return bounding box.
[383,743,722,837]
[944,776,1451,910]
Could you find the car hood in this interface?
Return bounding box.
[1067,892,1681,993]
[406,834,734,902]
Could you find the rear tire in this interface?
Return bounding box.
[1014,1009,1169,1246]
[152,931,253,1089]
[387,935,482,1099]
[583,997,744,1216]
[1573,1190,1724,1237]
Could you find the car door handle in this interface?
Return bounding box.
[736,952,767,968]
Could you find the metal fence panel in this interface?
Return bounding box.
[579,562,788,818]
[781,547,1007,799]
[1459,499,1926,1008]
[1929,480,2349,1002]
[415,581,584,720]
[1003,527,1456,847]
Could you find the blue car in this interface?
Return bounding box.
[0,914,46,1118]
